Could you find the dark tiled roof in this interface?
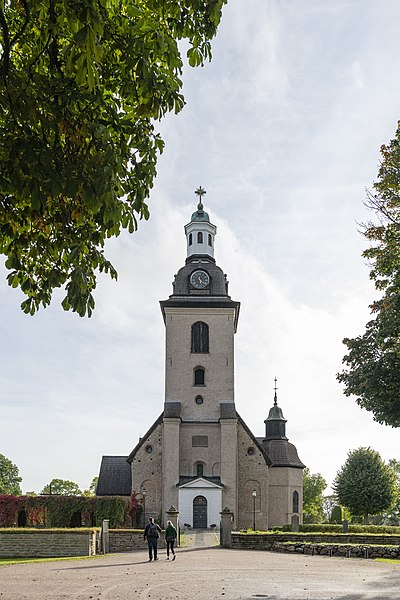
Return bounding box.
[96,456,132,496]
[257,438,305,469]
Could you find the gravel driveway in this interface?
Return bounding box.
[0,547,398,600]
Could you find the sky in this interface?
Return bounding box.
[1,0,399,496]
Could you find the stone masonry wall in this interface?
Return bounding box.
[237,424,269,531]
[109,530,166,553]
[231,532,400,557]
[0,531,96,558]
[131,421,163,523]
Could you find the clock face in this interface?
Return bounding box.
[190,270,210,289]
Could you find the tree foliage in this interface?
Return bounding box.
[0,453,22,495]
[338,123,400,427]
[302,467,327,523]
[0,0,226,316]
[41,478,82,495]
[333,447,397,523]
[83,476,98,496]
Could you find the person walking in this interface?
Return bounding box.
[144,517,162,562]
[165,520,177,560]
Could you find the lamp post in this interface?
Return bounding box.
[252,490,257,531]
[142,490,146,528]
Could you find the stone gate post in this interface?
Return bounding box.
[220,507,233,548]
[102,519,109,554]
[166,506,180,546]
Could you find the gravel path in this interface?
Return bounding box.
[0,546,398,600]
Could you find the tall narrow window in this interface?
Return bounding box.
[292,491,299,513]
[208,234,212,246]
[194,367,205,386]
[196,463,204,477]
[197,231,203,244]
[189,233,193,246]
[191,322,209,353]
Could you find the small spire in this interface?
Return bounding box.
[273,377,278,406]
[195,186,206,210]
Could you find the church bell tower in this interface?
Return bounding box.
[160,188,240,526]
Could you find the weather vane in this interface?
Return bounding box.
[195,186,206,209]
[273,377,278,405]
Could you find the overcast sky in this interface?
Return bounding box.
[1,0,399,496]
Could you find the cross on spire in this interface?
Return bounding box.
[195,186,206,210]
[273,377,278,406]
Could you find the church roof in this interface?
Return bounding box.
[191,202,210,222]
[257,438,305,469]
[177,476,223,488]
[96,456,132,496]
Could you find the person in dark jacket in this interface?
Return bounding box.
[144,517,162,561]
[165,520,177,560]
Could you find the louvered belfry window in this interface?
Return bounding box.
[191,321,209,353]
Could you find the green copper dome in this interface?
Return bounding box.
[191,202,210,222]
[265,404,286,422]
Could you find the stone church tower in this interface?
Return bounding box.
[97,190,305,530]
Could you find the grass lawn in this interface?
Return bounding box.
[0,555,105,566]
[375,558,400,564]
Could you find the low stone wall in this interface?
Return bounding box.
[231,533,400,559]
[0,530,97,558]
[109,530,166,553]
[274,542,400,560]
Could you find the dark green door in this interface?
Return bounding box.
[193,495,207,528]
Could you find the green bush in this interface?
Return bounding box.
[297,523,400,534]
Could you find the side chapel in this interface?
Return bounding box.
[97,189,305,530]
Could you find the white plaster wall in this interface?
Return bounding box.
[185,221,216,258]
[178,487,222,528]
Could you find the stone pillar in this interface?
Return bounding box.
[162,417,180,522]
[220,507,233,548]
[166,506,179,531]
[166,506,180,547]
[220,419,238,528]
[102,519,109,554]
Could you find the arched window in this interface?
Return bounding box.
[197,231,203,244]
[196,463,204,477]
[194,367,205,386]
[292,491,299,513]
[208,234,212,246]
[188,233,193,246]
[191,321,209,353]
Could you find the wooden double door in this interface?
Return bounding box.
[193,495,207,529]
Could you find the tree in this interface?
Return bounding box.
[333,447,397,524]
[0,0,226,317]
[302,468,327,523]
[41,478,82,495]
[338,123,400,427]
[0,453,22,495]
[83,476,98,496]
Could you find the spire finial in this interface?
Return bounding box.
[195,186,206,210]
[273,377,278,406]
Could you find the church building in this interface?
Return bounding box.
[97,189,305,530]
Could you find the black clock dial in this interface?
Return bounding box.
[190,270,210,289]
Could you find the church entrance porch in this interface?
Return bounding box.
[193,495,207,528]
[177,477,223,529]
